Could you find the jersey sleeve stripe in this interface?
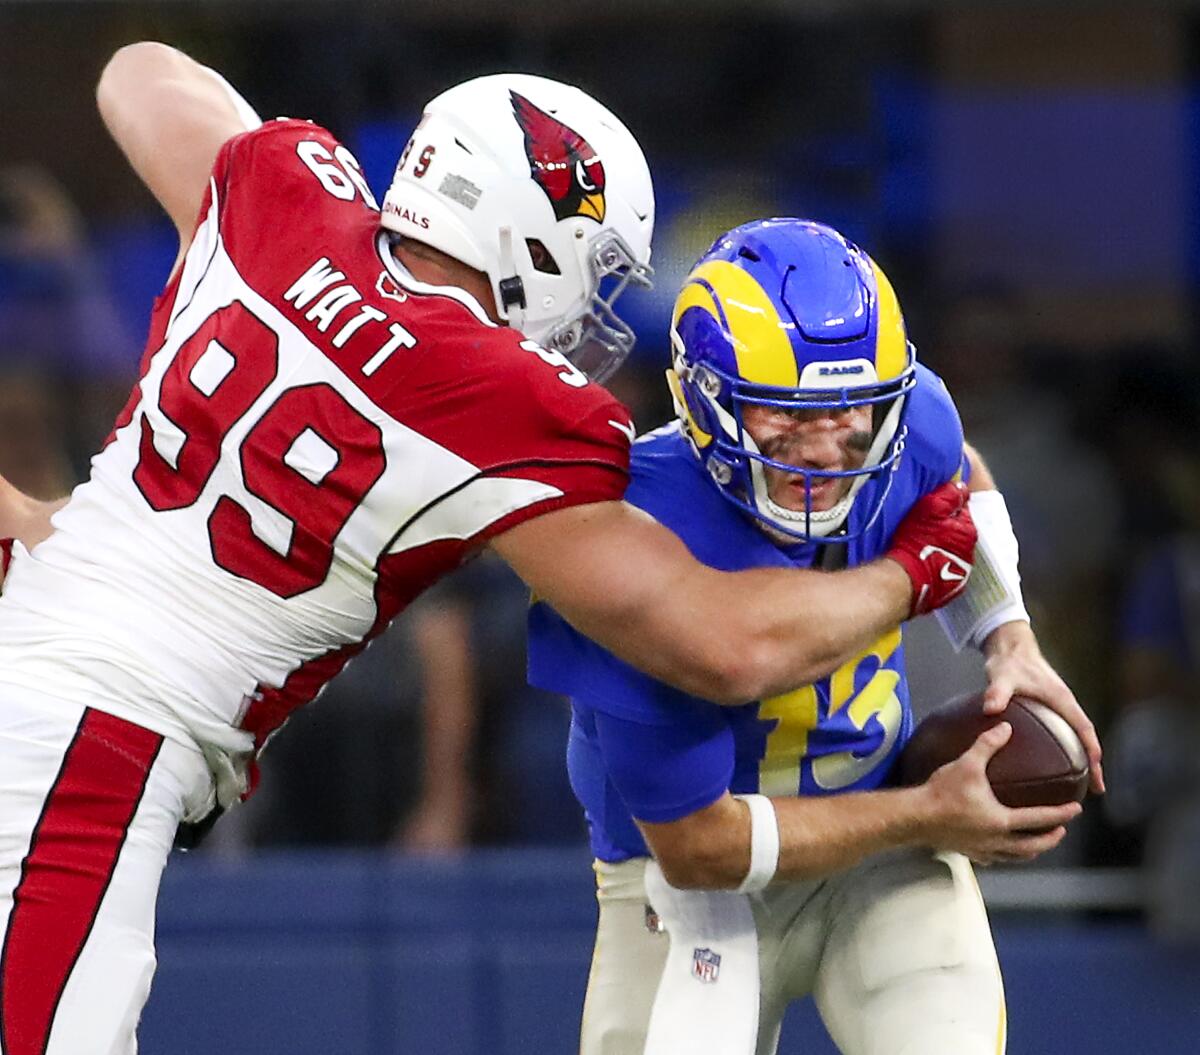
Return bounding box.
[465,491,613,549]
[385,474,564,555]
[166,177,225,335]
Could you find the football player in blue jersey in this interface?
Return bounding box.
[528,219,1100,1055]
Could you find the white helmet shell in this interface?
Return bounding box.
[381,73,654,380]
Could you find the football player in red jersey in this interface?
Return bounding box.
[0,42,1077,1055]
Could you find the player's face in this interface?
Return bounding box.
[742,403,873,512]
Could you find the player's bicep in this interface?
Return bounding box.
[97,43,247,244]
[492,499,725,693]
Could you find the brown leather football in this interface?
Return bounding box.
[897,692,1089,808]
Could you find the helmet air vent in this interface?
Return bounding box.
[526,239,562,275]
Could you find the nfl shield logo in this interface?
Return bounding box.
[692,947,721,983]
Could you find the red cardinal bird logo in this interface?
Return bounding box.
[511,91,606,223]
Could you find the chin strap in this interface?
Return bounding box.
[496,226,526,330]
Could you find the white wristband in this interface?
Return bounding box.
[733,794,779,894]
[935,489,1029,651]
[203,66,262,131]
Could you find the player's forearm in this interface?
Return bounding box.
[717,558,912,703]
[581,557,910,707]
[646,728,1083,890]
[496,499,942,705]
[642,785,932,890]
[609,559,913,705]
[936,445,1031,653]
[496,502,910,706]
[771,787,931,881]
[412,605,477,807]
[667,481,974,703]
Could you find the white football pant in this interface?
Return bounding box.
[641,860,760,1055]
[0,688,211,1055]
[580,849,1005,1055]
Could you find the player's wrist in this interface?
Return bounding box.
[880,781,952,850]
[980,618,1037,659]
[881,550,936,619]
[852,785,954,861]
[877,555,920,619]
[732,793,779,893]
[842,785,950,858]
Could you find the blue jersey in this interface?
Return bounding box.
[528,364,966,862]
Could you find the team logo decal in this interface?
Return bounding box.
[692,947,721,983]
[375,272,408,303]
[510,91,606,223]
[918,544,971,586]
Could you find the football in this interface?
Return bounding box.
[897,692,1089,808]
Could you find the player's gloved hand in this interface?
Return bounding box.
[0,538,13,593]
[886,480,977,617]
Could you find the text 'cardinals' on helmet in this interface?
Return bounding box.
[381,74,654,381]
[668,218,917,542]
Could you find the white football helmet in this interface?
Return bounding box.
[381,73,654,381]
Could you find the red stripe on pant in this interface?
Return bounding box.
[0,708,163,1055]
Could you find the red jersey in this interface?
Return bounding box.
[0,120,631,805]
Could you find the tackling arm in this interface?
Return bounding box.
[96,42,258,263]
[493,481,974,706]
[495,499,907,704]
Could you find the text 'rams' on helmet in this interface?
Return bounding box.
[381,73,655,382]
[667,218,917,543]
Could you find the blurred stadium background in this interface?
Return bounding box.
[2,1,1199,1051]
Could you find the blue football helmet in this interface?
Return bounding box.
[668,218,917,542]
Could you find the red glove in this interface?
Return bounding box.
[886,480,977,617]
